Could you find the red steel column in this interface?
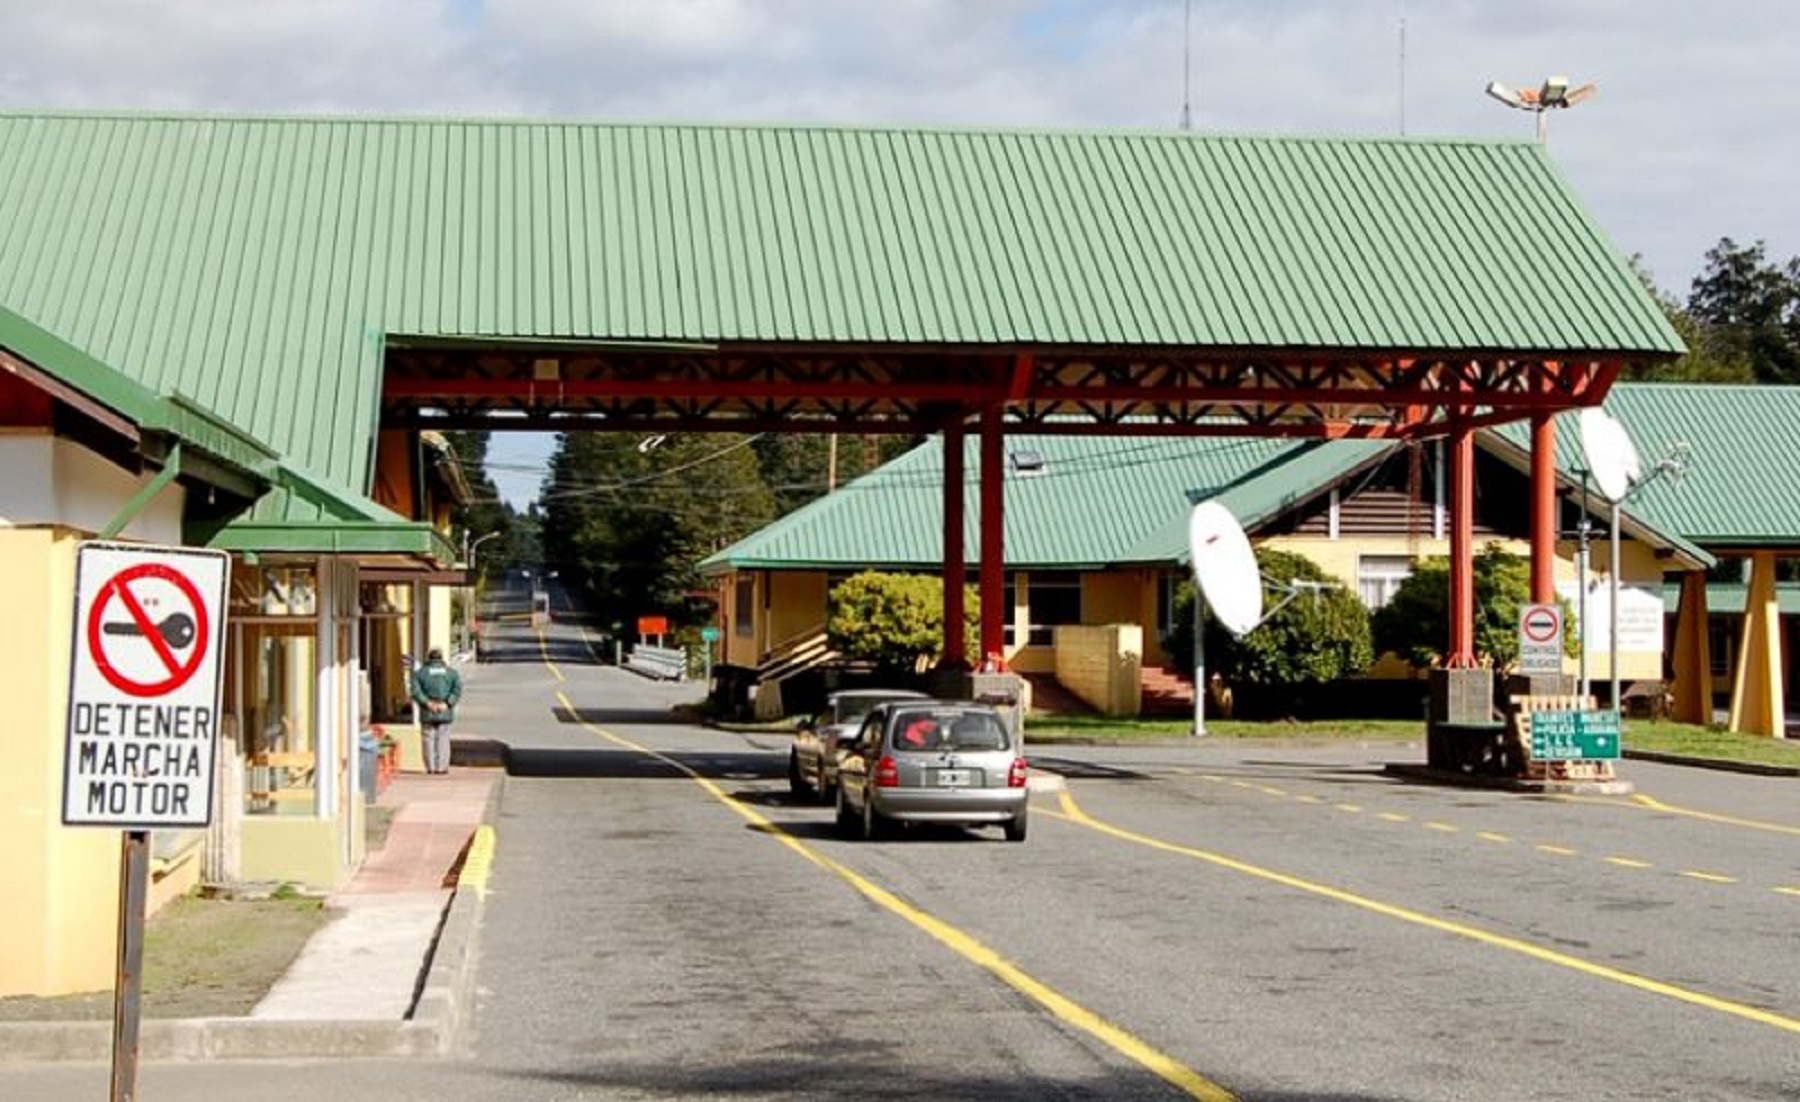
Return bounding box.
[941,422,967,668]
[1447,417,1477,668]
[979,406,1005,663]
[1529,412,1557,604]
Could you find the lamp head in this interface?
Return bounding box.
[1540,75,1570,107]
[1485,81,1525,109]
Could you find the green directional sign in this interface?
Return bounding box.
[700,626,720,642]
[1529,710,1622,761]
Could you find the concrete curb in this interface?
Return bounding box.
[0,770,505,1064]
[1622,749,1800,777]
[1382,762,1634,795]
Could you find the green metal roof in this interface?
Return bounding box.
[1,301,448,558]
[1493,384,1800,548]
[0,111,1681,494]
[1663,581,1800,616]
[0,302,278,482]
[702,428,1709,574]
[703,434,1389,572]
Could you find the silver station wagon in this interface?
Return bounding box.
[835,700,1028,842]
[790,688,929,802]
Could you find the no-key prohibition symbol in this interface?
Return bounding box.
[86,562,211,697]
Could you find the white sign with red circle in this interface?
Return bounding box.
[63,542,230,828]
[1517,603,1564,675]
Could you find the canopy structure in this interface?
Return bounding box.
[0,112,1685,672]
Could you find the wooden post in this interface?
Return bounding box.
[111,830,149,1102]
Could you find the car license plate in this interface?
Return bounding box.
[934,769,972,787]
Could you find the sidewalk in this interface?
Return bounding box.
[0,764,501,1063]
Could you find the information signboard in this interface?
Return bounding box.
[63,542,229,829]
[1529,709,1622,761]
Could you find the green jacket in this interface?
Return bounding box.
[410,659,462,724]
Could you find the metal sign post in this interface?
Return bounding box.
[63,541,229,1102]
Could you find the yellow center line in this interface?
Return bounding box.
[537,628,565,682]
[1604,856,1653,869]
[1294,795,1324,805]
[1377,812,1411,823]
[1424,821,1459,833]
[1477,832,1512,844]
[554,691,1234,1101]
[1257,786,1287,797]
[1055,790,1800,1037]
[1774,887,1800,898]
[1536,844,1578,856]
[1555,792,1800,837]
[1336,803,1363,813]
[1680,871,1737,885]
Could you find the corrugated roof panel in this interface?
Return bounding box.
[0,114,1683,491]
[1490,384,1800,546]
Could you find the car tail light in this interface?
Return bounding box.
[1008,757,1028,788]
[875,756,900,788]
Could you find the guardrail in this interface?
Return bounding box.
[625,644,688,682]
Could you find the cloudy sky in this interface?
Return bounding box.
[3,0,1792,505]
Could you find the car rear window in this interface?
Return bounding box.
[889,708,1010,752]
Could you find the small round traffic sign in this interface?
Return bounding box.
[84,562,212,698]
[1521,605,1561,644]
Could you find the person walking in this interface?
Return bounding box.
[410,647,462,775]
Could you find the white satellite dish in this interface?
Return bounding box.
[1187,501,1262,637]
[1577,407,1642,504]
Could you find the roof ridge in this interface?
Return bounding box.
[0,108,1536,148]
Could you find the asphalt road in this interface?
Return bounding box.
[12,614,1799,1100]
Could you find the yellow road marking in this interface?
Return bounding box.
[537,629,565,682]
[1336,803,1363,813]
[1294,795,1324,805]
[458,824,496,900]
[1230,780,1253,789]
[1056,790,1800,1037]
[1536,844,1578,856]
[1478,832,1512,844]
[1200,774,1225,783]
[1257,786,1287,797]
[1557,792,1800,837]
[1605,856,1653,869]
[1377,812,1411,823]
[1775,887,1800,898]
[1680,871,1737,885]
[1424,821,1459,833]
[555,691,1235,1101]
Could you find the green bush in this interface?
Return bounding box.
[1371,543,1576,669]
[1165,548,1373,688]
[827,572,981,673]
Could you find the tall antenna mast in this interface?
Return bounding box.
[1179,0,1193,130]
[1398,2,1408,135]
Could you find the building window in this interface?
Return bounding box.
[734,577,754,637]
[1004,572,1082,647]
[231,562,322,816]
[1358,555,1413,610]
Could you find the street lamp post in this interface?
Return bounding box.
[463,530,501,655]
[1485,75,1596,144]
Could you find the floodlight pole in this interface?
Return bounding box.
[1575,470,1592,703]
[1192,601,1207,736]
[1608,500,1622,713]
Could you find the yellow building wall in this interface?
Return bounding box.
[0,528,123,997]
[1054,624,1144,716]
[1083,572,1140,625]
[1263,534,1666,680]
[239,803,363,890]
[766,571,829,654]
